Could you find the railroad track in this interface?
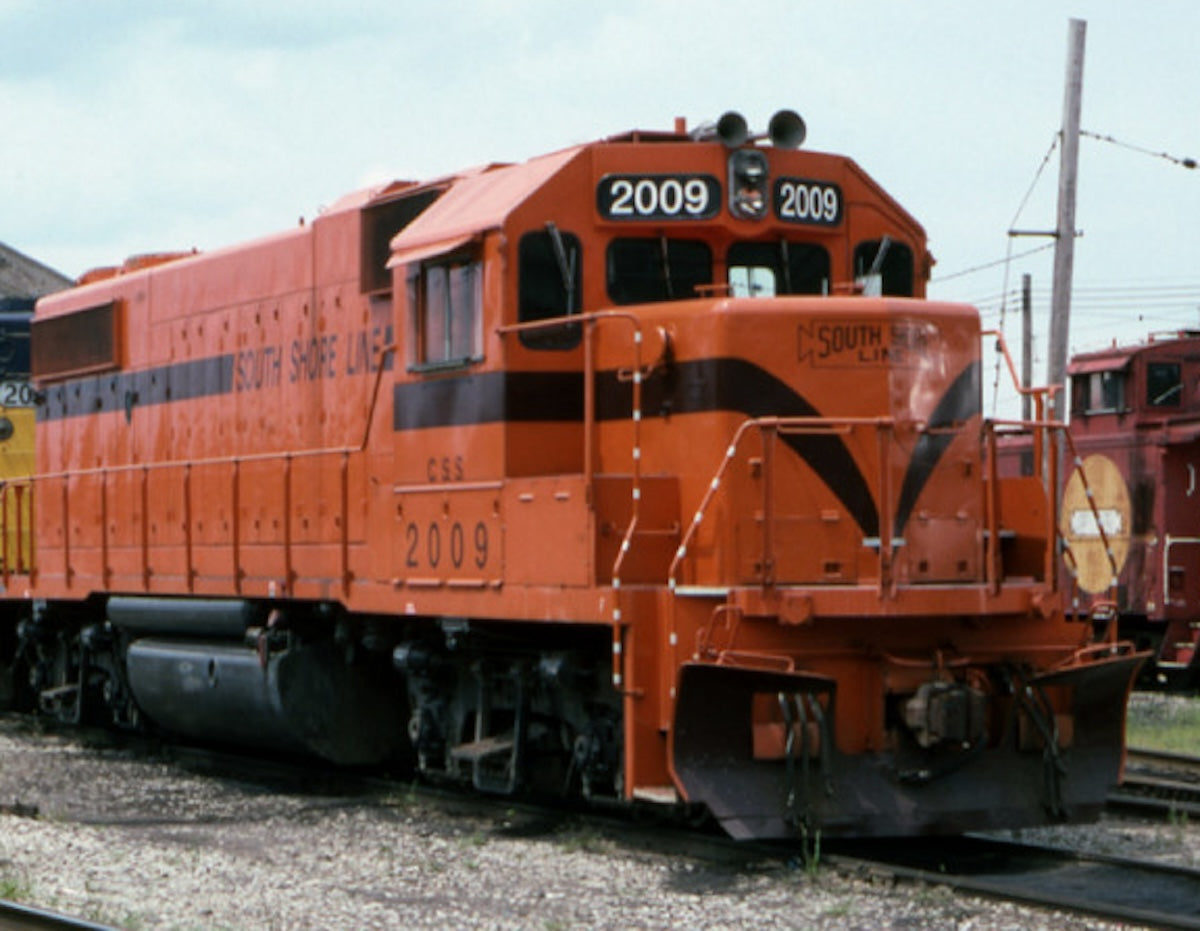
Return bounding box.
[6,718,1200,929]
[0,898,118,931]
[825,834,1200,930]
[1109,746,1200,817]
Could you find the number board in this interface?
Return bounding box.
[773,177,842,226]
[394,487,502,587]
[597,174,721,221]
[0,381,36,408]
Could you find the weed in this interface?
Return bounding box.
[821,901,852,919]
[85,903,146,930]
[800,825,822,879]
[1167,805,1190,844]
[557,827,609,854]
[0,869,31,902]
[912,883,955,908]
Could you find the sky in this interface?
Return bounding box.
[3,1,1198,414]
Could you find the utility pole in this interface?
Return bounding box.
[1022,273,1033,422]
[1046,18,1086,421]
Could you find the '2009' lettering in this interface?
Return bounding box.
[774,178,842,226]
[609,178,710,217]
[597,174,720,221]
[404,520,489,572]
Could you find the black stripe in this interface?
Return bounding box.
[37,350,885,538]
[892,360,981,537]
[37,356,235,422]
[396,359,879,537]
[605,358,879,538]
[392,371,584,429]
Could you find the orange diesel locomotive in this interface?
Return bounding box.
[3,112,1143,838]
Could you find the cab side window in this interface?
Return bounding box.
[409,252,482,369]
[518,228,582,349]
[854,239,914,296]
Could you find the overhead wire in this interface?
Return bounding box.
[934,130,1196,289]
[1080,130,1197,170]
[931,127,1196,417]
[982,133,1060,416]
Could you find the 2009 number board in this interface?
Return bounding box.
[597,174,720,221]
[596,172,843,226]
[774,177,842,226]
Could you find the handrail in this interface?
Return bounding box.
[3,443,360,596]
[984,415,1119,601]
[3,341,399,592]
[497,311,660,593]
[982,328,1056,479]
[25,341,399,486]
[983,416,1060,588]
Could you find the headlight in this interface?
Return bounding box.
[728,149,769,220]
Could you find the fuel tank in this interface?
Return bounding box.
[125,639,407,765]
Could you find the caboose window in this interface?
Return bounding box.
[606,238,712,305]
[518,226,582,349]
[1070,375,1088,416]
[1147,362,1182,408]
[728,241,830,296]
[408,253,482,369]
[1073,369,1126,415]
[1097,370,1125,411]
[854,239,914,296]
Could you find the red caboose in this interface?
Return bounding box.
[1059,333,1200,686]
[3,112,1143,839]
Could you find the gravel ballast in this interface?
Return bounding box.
[0,715,1190,930]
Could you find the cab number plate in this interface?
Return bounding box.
[597,174,721,221]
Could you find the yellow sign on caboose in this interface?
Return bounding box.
[1061,453,1132,594]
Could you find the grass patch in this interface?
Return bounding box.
[1126,694,1200,753]
[0,869,32,902]
[555,825,611,855]
[85,904,147,930]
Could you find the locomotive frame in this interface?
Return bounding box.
[0,111,1145,839]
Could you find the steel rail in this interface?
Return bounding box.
[0,898,119,931]
[1127,746,1200,775]
[825,835,1200,930]
[1110,746,1200,817]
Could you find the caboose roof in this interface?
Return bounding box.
[1067,331,1200,376]
[386,145,582,265]
[1067,351,1136,375]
